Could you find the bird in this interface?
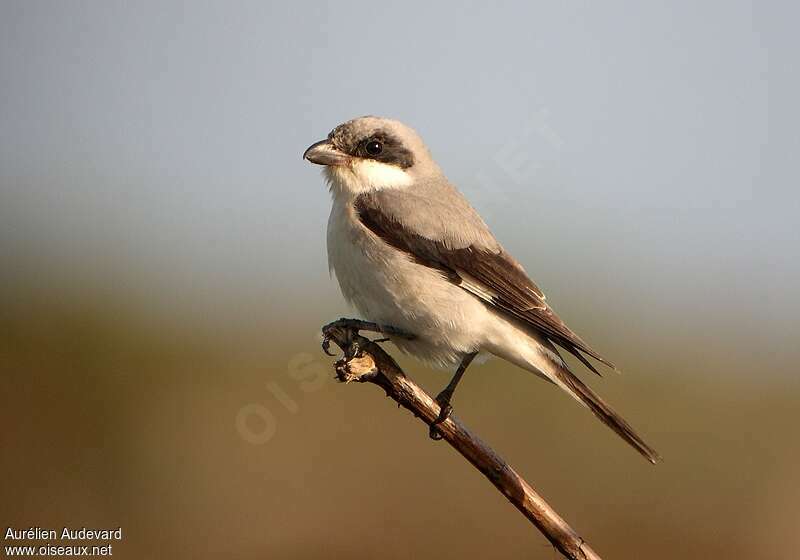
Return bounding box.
[303,116,660,464]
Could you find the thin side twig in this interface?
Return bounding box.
[322,319,603,560]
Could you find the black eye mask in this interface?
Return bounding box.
[341,129,414,169]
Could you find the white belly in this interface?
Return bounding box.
[326,197,492,368]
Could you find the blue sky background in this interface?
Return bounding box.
[2,3,797,348]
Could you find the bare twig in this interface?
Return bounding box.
[322,319,603,560]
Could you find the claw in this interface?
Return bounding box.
[347,339,361,360]
[429,399,453,440]
[321,334,335,356]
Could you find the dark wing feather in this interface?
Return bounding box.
[355,194,616,371]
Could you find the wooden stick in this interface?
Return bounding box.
[322,320,603,560]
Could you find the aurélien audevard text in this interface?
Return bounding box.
[5,527,123,540]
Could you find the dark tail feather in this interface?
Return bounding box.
[554,365,661,464]
[553,344,605,378]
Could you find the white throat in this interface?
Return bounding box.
[325,159,412,197]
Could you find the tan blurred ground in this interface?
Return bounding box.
[2,266,798,560]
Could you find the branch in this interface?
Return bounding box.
[322,320,603,560]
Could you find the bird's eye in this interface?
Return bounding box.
[365,140,383,156]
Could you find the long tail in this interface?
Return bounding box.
[549,359,661,464]
[485,319,661,463]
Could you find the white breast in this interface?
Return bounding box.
[326,194,495,369]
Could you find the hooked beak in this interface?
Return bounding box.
[303,139,350,166]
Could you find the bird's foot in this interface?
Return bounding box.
[322,319,361,357]
[322,318,414,356]
[323,318,415,340]
[429,392,454,440]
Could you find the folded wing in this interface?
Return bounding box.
[354,191,616,373]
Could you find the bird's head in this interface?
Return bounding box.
[303,116,439,195]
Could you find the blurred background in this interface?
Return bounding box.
[1,2,798,559]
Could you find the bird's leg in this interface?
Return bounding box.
[322,318,415,356]
[326,318,415,338]
[429,351,478,440]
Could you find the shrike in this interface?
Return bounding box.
[304,116,660,464]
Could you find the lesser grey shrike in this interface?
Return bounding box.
[304,116,659,464]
